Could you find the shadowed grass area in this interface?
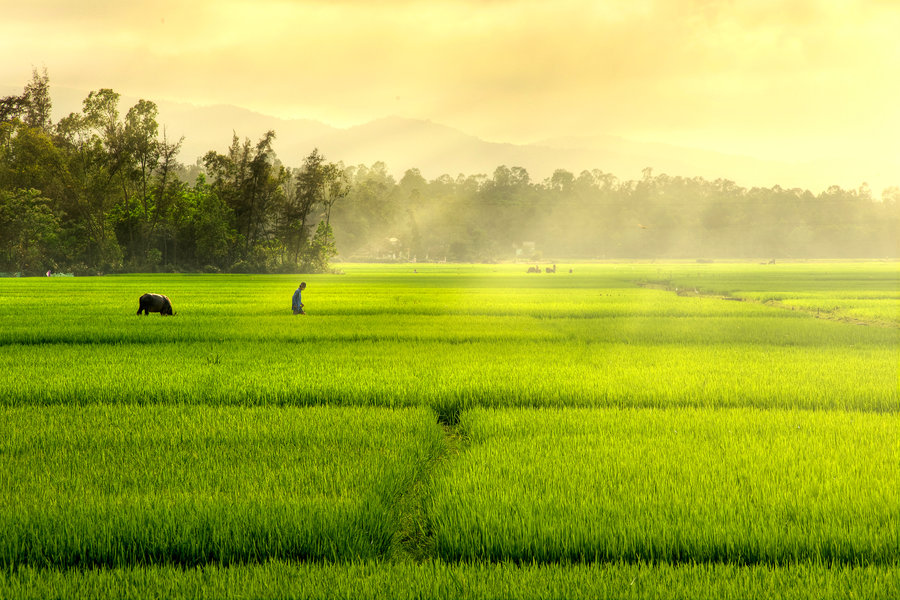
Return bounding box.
[2,560,898,600]
[0,405,447,568]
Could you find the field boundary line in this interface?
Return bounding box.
[390,416,467,562]
[635,281,899,329]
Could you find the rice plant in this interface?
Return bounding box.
[430,407,900,564]
[0,405,446,567]
[0,265,896,412]
[1,560,897,600]
[0,262,895,597]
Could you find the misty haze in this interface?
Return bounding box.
[1,71,896,275]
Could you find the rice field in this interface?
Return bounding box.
[0,262,897,597]
[1,266,896,413]
[432,407,898,564]
[2,561,898,600]
[655,262,900,326]
[0,405,446,567]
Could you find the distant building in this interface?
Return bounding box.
[515,241,536,258]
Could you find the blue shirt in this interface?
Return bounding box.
[292,288,302,311]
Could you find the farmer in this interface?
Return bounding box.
[292,282,307,315]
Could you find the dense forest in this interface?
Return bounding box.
[1,70,897,275]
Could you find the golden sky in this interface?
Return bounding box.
[2,0,899,169]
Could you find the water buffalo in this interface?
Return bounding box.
[137,293,174,316]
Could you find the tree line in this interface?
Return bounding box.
[357,165,898,262]
[1,70,346,275]
[1,70,897,275]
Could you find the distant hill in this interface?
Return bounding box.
[3,84,894,194]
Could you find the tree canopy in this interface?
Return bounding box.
[1,71,897,275]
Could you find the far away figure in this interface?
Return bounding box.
[292,282,307,315]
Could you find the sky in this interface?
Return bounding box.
[2,0,899,182]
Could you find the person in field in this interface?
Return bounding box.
[292,282,307,315]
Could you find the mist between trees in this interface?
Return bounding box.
[2,70,898,275]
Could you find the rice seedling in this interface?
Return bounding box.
[0,262,895,598]
[1,560,897,600]
[429,407,900,564]
[0,405,446,567]
[1,338,894,412]
[0,265,895,412]
[649,261,900,326]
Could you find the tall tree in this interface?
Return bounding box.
[284,148,349,268]
[203,131,286,268]
[23,68,52,131]
[54,97,123,269]
[0,188,60,274]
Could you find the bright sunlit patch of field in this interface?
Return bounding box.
[431,406,899,564]
[0,262,896,597]
[0,264,896,412]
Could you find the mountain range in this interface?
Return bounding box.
[5,84,895,194]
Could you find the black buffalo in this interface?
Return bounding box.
[137,293,174,316]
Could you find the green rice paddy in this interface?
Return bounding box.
[0,262,897,598]
[433,407,898,564]
[0,405,445,567]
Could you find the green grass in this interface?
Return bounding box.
[2,561,897,600]
[654,261,900,326]
[0,265,896,412]
[0,262,897,597]
[1,341,894,412]
[0,405,446,567]
[431,407,900,564]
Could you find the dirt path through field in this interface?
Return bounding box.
[390,417,466,562]
[635,281,898,328]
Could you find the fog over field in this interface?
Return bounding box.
[2,73,898,274]
[5,1,900,274]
